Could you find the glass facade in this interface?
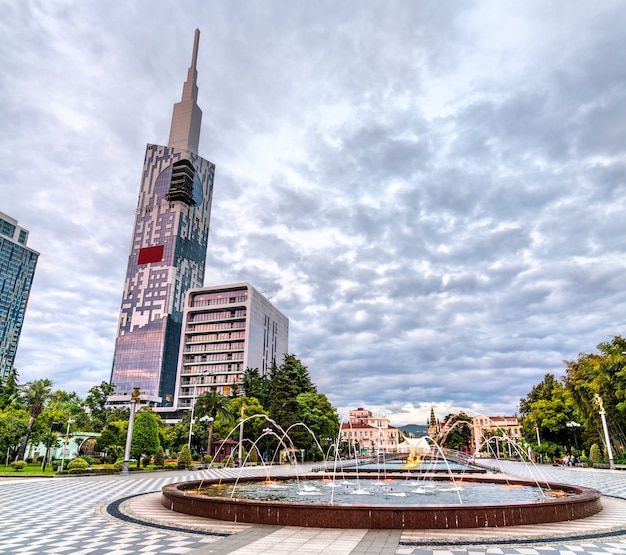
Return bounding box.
[174,283,289,409]
[0,213,38,379]
[110,146,214,405]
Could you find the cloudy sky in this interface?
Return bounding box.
[2,1,626,426]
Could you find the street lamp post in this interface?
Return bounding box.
[238,404,246,466]
[121,387,141,475]
[594,394,615,470]
[566,421,581,453]
[59,419,75,472]
[187,384,198,450]
[535,424,541,446]
[263,427,272,463]
[41,421,61,472]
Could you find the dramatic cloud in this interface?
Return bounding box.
[2,1,625,425]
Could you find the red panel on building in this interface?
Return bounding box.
[138,245,164,265]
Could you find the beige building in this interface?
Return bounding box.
[340,408,400,454]
[471,414,521,452]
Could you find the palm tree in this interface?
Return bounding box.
[17,379,53,460]
[194,391,231,459]
[0,367,20,409]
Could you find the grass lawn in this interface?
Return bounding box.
[0,461,176,477]
[0,462,59,477]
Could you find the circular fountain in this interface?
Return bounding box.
[161,473,601,529]
[162,417,602,530]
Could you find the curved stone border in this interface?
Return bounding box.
[161,474,602,530]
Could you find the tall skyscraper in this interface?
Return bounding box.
[0,212,39,379]
[109,30,215,406]
[172,283,289,416]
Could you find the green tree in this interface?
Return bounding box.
[154,445,165,467]
[46,390,91,431]
[268,355,316,446]
[519,374,577,450]
[131,409,160,468]
[0,368,20,410]
[162,416,190,454]
[589,443,603,464]
[242,368,270,408]
[440,413,473,451]
[0,416,28,462]
[177,444,192,468]
[195,391,231,458]
[84,382,116,431]
[17,379,54,460]
[564,336,626,454]
[295,392,339,459]
[214,396,267,447]
[95,420,127,462]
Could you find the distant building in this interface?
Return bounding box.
[340,408,399,454]
[172,283,289,414]
[471,414,521,452]
[427,405,440,437]
[0,212,38,379]
[109,30,215,407]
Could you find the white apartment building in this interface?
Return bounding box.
[173,282,289,411]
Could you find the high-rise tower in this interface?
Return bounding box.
[109,30,215,406]
[0,212,39,380]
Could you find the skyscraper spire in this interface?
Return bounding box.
[109,29,215,408]
[168,29,203,154]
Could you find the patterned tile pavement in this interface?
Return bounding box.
[0,462,625,554]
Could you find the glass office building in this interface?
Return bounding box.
[0,212,38,380]
[109,30,215,406]
[173,283,289,412]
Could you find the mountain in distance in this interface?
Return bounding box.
[397,424,429,437]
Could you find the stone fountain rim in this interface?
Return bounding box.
[161,474,602,529]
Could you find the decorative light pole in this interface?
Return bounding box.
[187,384,198,450]
[535,424,541,446]
[263,427,272,463]
[594,394,614,470]
[566,421,581,452]
[121,387,141,475]
[238,404,246,467]
[59,419,75,472]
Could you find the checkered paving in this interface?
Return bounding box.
[0,467,261,555]
[397,461,626,555]
[0,462,625,554]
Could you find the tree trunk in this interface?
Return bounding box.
[207,422,214,460]
[16,415,36,460]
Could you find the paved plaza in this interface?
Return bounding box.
[1,461,626,554]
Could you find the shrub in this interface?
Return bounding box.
[142,455,152,467]
[154,446,165,467]
[177,445,192,468]
[51,460,61,471]
[81,455,95,466]
[10,460,27,472]
[589,443,603,464]
[202,455,212,465]
[113,460,124,472]
[67,458,89,471]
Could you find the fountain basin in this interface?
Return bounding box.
[161,474,602,529]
